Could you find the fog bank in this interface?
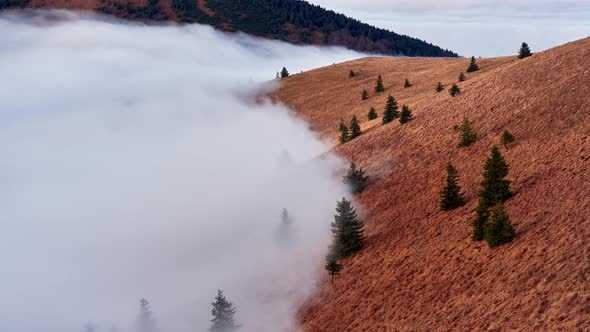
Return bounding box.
[0,11,362,332]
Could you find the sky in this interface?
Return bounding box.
[308,0,590,57]
[0,10,362,332]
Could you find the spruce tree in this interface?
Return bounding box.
[343,162,369,194]
[458,72,466,82]
[349,70,356,78]
[484,204,515,248]
[324,260,343,285]
[135,299,158,332]
[518,42,532,59]
[466,56,479,72]
[500,129,515,149]
[361,89,369,100]
[375,75,385,93]
[399,105,412,124]
[349,115,362,140]
[328,198,364,260]
[404,78,412,88]
[382,95,399,124]
[210,290,239,332]
[457,116,476,147]
[436,82,444,92]
[339,119,350,144]
[367,107,378,120]
[439,162,466,211]
[472,202,489,241]
[449,83,461,96]
[280,67,289,78]
[479,146,512,207]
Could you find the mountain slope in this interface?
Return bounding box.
[2,0,457,57]
[275,38,590,331]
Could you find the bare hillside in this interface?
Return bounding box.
[276,38,590,331]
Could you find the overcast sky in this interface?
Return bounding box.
[308,0,590,57]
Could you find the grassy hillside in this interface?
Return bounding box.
[275,38,590,331]
[4,0,456,57]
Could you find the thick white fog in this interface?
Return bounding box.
[0,11,362,332]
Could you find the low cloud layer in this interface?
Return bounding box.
[309,0,590,56]
[0,11,363,332]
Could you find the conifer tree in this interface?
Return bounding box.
[449,83,461,96]
[375,75,385,93]
[361,89,369,100]
[466,56,479,72]
[484,204,515,248]
[439,163,466,211]
[328,198,364,260]
[349,115,362,139]
[500,129,515,149]
[210,290,239,332]
[458,72,466,82]
[339,119,350,144]
[436,82,444,92]
[382,95,399,124]
[135,299,158,332]
[280,67,289,78]
[518,42,532,59]
[458,116,476,147]
[479,146,512,207]
[472,202,489,241]
[404,78,412,88]
[324,260,343,285]
[349,70,356,78]
[343,162,369,194]
[399,105,412,124]
[367,107,378,120]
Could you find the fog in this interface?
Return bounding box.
[0,11,363,332]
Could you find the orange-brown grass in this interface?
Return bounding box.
[275,38,590,331]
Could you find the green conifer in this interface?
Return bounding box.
[399,105,413,123]
[449,83,461,96]
[349,115,362,140]
[328,198,364,260]
[382,95,399,124]
[367,107,378,120]
[457,116,477,147]
[484,204,515,248]
[404,78,412,88]
[375,75,385,93]
[436,82,444,92]
[339,119,350,144]
[500,129,515,149]
[439,163,466,211]
[349,70,356,78]
[210,290,239,332]
[472,202,489,241]
[280,67,289,78]
[458,72,466,82]
[518,42,532,59]
[343,162,369,194]
[361,89,369,100]
[479,146,512,207]
[466,56,479,72]
[324,260,343,285]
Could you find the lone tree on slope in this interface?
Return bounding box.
[343,162,369,194]
[328,197,365,260]
[458,116,477,147]
[449,83,461,97]
[458,72,466,82]
[484,204,515,248]
[382,95,399,124]
[404,78,412,88]
[466,56,479,72]
[324,260,344,285]
[375,75,385,93]
[361,89,369,100]
[136,299,158,332]
[349,115,362,140]
[210,290,240,332]
[399,105,413,123]
[439,162,466,211]
[518,42,533,59]
[500,129,515,149]
[472,146,513,241]
[349,70,357,78]
[339,119,350,144]
[436,82,444,92]
[280,67,290,78]
[367,107,378,120]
